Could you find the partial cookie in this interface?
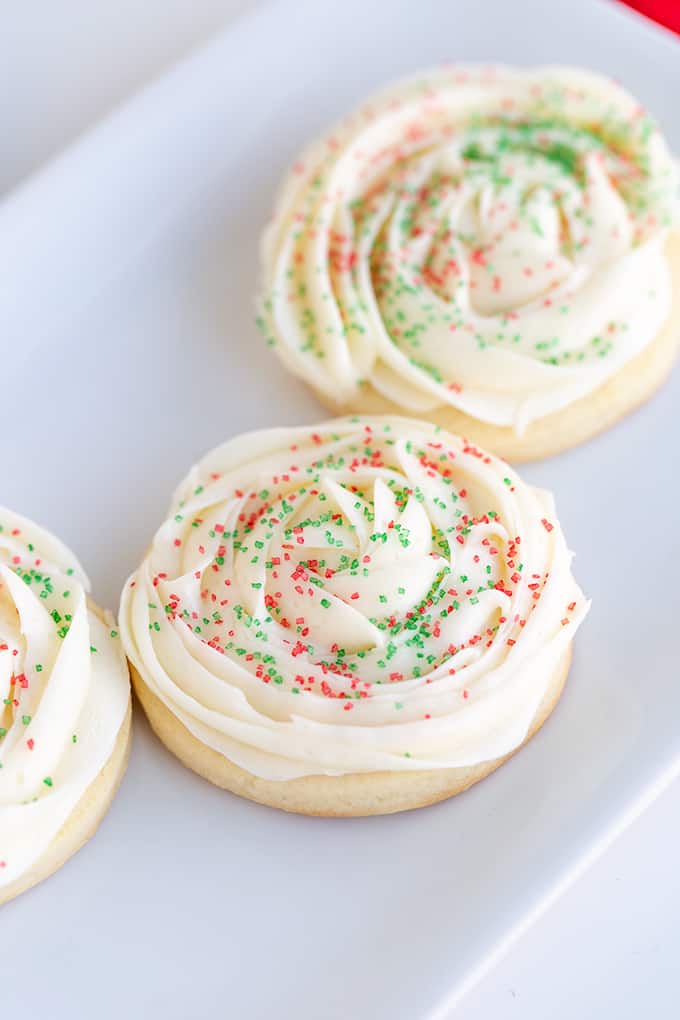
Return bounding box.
[120,418,589,816]
[0,510,131,905]
[259,66,679,461]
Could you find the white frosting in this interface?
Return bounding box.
[120,419,589,779]
[259,66,678,432]
[0,509,129,889]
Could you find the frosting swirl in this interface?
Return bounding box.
[0,509,130,888]
[259,66,678,432]
[120,419,588,779]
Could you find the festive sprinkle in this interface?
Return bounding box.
[259,67,676,432]
[0,506,126,850]
[128,422,586,745]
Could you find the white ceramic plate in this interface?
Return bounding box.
[1,1,678,1017]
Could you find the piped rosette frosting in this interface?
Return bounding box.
[0,509,129,889]
[259,65,678,432]
[120,419,588,779]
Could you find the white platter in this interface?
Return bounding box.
[1,1,679,1017]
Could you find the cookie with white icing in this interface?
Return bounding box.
[0,510,131,904]
[120,418,588,815]
[259,66,680,461]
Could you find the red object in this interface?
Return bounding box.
[615,0,680,34]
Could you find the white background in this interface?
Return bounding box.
[1,2,679,1017]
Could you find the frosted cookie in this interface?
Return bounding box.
[120,418,588,815]
[0,510,131,905]
[258,66,680,461]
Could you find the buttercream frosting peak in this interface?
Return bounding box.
[120,419,588,779]
[259,66,677,431]
[0,509,129,888]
